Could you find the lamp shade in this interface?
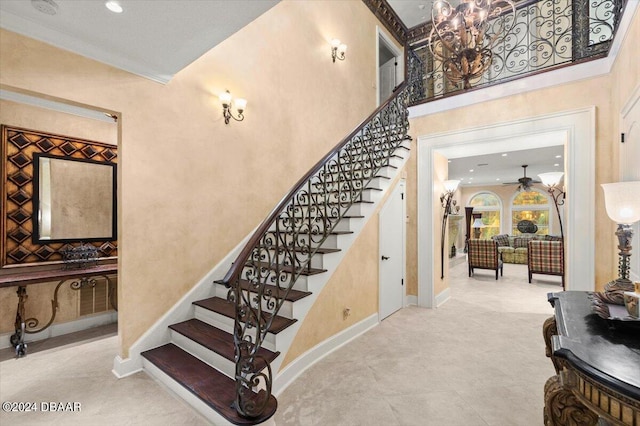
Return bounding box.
[443,179,460,193]
[538,172,564,187]
[219,91,232,105]
[601,181,640,224]
[234,98,247,112]
[472,218,485,228]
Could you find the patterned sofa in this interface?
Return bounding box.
[492,234,562,264]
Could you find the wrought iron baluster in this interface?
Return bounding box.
[221,84,410,419]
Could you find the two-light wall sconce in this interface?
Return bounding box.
[331,39,347,63]
[219,90,247,125]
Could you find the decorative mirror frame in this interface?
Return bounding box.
[1,125,118,268]
[32,153,117,244]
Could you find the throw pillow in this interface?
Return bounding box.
[493,234,510,247]
[514,237,529,248]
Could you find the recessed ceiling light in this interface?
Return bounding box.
[448,160,451,163]
[105,0,123,13]
[554,163,560,167]
[496,178,500,181]
[469,177,474,180]
[555,155,562,158]
[469,169,474,172]
[501,153,508,157]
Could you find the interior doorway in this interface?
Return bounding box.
[377,28,403,106]
[417,108,596,307]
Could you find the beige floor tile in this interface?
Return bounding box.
[0,259,557,425]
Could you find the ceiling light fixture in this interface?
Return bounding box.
[502,153,508,157]
[428,0,516,90]
[105,1,123,13]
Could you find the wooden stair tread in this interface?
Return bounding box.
[142,343,276,425]
[237,279,312,302]
[169,319,279,367]
[194,297,297,334]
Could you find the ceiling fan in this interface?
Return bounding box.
[503,165,540,191]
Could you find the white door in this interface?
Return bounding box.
[379,57,396,102]
[621,88,640,281]
[379,180,405,320]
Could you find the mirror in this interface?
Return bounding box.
[33,153,117,243]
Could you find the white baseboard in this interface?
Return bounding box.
[435,288,451,308]
[405,294,418,306]
[272,313,378,396]
[0,311,117,350]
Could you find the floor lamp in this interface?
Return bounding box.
[539,172,565,239]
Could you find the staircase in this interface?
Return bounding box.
[140,83,412,425]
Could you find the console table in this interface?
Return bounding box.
[544,291,640,425]
[0,264,117,357]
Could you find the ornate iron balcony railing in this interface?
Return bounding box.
[407,0,627,105]
[219,82,411,418]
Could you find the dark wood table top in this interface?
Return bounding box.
[0,264,117,288]
[548,291,640,401]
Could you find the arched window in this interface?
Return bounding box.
[468,192,501,239]
[511,189,550,235]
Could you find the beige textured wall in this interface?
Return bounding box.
[405,10,639,294]
[0,0,398,357]
[0,100,117,333]
[281,173,405,369]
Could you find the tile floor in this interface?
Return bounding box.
[0,260,561,425]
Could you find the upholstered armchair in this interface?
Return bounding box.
[527,240,564,288]
[468,239,503,280]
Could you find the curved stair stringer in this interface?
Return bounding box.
[267,143,411,394]
[130,140,410,426]
[138,84,413,424]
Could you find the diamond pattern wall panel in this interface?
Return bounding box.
[1,125,118,267]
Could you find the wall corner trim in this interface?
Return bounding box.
[435,287,451,307]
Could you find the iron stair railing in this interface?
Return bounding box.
[219,82,412,418]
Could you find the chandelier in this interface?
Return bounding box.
[428,0,516,90]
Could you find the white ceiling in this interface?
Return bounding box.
[387,0,435,29]
[447,145,565,187]
[0,0,279,84]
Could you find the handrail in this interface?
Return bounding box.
[220,81,411,419]
[221,81,408,286]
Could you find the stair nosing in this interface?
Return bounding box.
[194,296,297,334]
[169,318,279,366]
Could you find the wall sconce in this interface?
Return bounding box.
[539,172,566,239]
[440,179,460,279]
[331,39,347,63]
[472,218,485,239]
[219,90,247,124]
[598,181,640,304]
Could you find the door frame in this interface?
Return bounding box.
[379,179,406,320]
[417,107,596,307]
[620,84,640,282]
[376,27,403,107]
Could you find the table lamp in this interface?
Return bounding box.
[598,181,640,304]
